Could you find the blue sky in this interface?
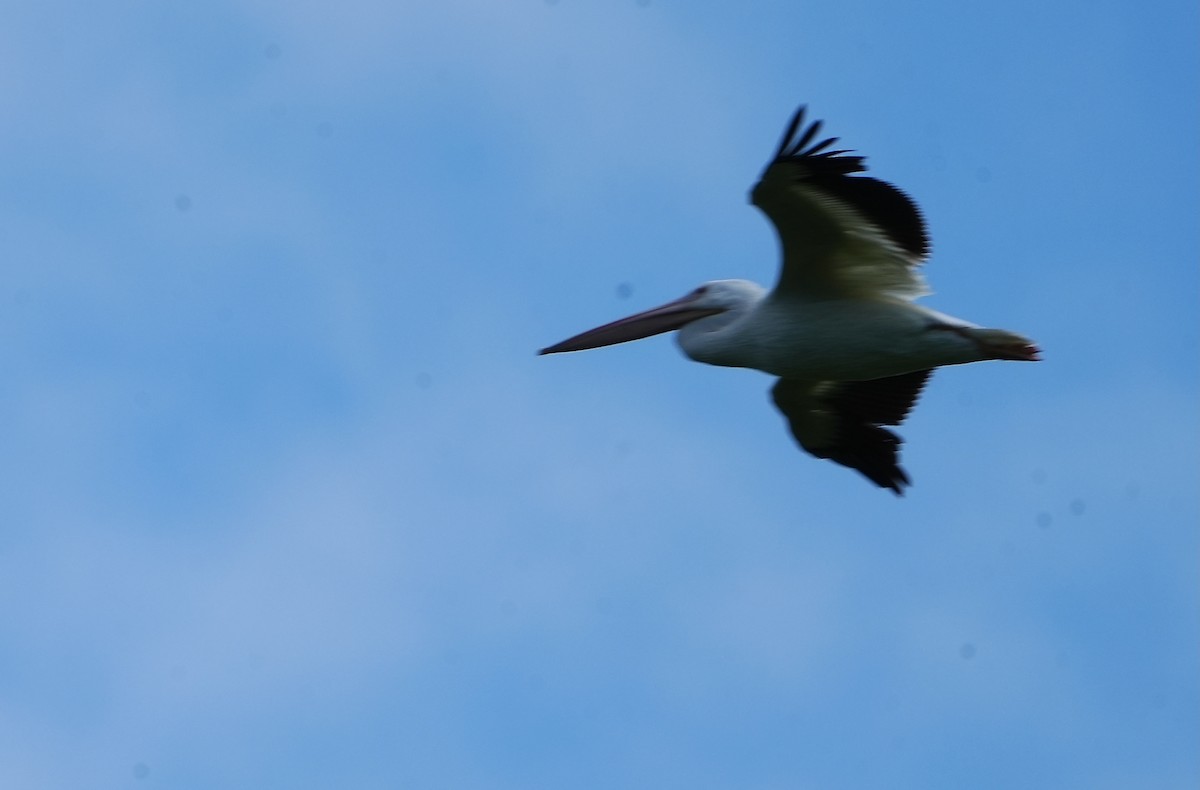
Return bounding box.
[1,1,1197,788]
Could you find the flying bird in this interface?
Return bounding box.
[539,106,1039,494]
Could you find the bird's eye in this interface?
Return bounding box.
[695,286,709,296]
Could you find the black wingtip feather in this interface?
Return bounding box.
[770,106,866,176]
[772,105,808,161]
[791,118,822,155]
[822,424,911,495]
[804,135,840,157]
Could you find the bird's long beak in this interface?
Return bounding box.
[539,293,723,355]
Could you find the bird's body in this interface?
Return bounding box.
[675,283,997,382]
[540,105,1039,493]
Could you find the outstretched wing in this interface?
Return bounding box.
[751,105,931,301]
[771,370,933,494]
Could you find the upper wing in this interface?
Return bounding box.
[771,370,933,494]
[751,106,931,301]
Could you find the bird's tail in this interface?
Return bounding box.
[966,328,1042,361]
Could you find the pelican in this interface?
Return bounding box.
[539,106,1040,494]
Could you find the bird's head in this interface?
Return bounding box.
[538,279,762,355]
